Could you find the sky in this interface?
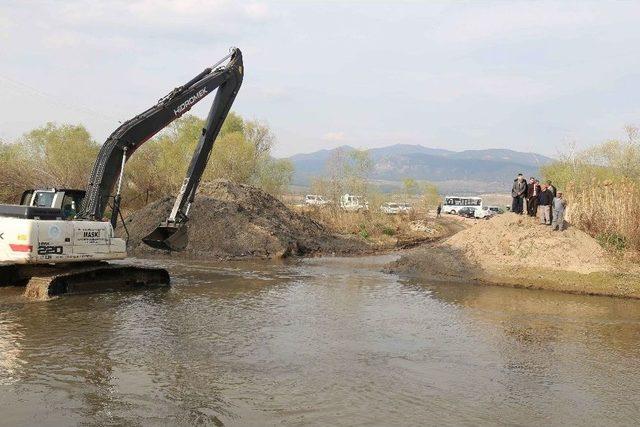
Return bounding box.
[1,0,639,158]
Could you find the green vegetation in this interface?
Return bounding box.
[303,147,440,242]
[311,148,373,202]
[0,123,99,202]
[0,113,293,210]
[310,148,440,209]
[382,226,396,236]
[542,125,640,252]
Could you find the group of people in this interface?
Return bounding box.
[511,173,567,231]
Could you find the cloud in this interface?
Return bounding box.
[2,0,273,54]
[243,2,270,20]
[1,0,639,158]
[0,14,9,39]
[322,131,347,142]
[246,84,289,101]
[430,2,634,45]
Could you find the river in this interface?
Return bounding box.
[1,255,639,426]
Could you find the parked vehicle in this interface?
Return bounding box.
[380,202,412,214]
[340,194,368,211]
[442,196,482,215]
[304,194,329,206]
[486,206,505,214]
[474,206,495,219]
[398,202,413,213]
[457,206,477,218]
[380,202,401,214]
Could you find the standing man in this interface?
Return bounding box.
[436,203,442,217]
[546,180,557,223]
[537,184,553,225]
[526,177,540,217]
[511,173,528,214]
[552,191,567,231]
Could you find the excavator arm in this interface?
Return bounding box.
[78,48,243,251]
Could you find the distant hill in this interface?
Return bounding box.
[285,144,554,194]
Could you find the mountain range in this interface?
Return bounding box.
[285,144,554,194]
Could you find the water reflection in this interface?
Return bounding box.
[0,311,24,385]
[0,255,639,425]
[406,278,640,424]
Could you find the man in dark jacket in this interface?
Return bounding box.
[511,173,527,214]
[546,180,557,197]
[537,184,553,225]
[526,177,540,217]
[546,180,557,221]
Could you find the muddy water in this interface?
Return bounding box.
[1,255,640,426]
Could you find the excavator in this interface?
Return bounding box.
[0,48,244,297]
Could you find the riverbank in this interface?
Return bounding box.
[388,214,640,299]
[123,180,449,260]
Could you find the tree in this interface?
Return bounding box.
[0,113,292,207]
[345,149,373,196]
[244,119,275,158]
[255,158,294,195]
[205,131,258,183]
[0,141,27,202]
[402,178,419,199]
[421,182,440,209]
[123,113,292,208]
[319,148,373,202]
[20,123,99,189]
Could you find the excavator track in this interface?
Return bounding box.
[17,263,170,300]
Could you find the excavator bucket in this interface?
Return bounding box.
[142,224,189,252]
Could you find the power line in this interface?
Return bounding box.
[0,73,121,123]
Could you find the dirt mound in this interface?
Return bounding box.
[123,180,368,259]
[388,214,640,299]
[444,214,609,274]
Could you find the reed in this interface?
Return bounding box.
[301,205,421,241]
[564,178,640,251]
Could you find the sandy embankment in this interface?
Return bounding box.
[389,214,640,299]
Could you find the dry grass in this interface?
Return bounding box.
[293,205,439,246]
[565,178,640,252]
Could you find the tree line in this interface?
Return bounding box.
[311,147,440,209]
[0,113,294,211]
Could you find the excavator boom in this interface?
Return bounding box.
[142,52,244,251]
[79,48,243,251]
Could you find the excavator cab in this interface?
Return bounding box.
[20,189,86,220]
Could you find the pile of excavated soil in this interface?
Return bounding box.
[389,214,640,299]
[123,180,368,259]
[444,214,610,274]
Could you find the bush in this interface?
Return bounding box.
[0,114,293,211]
[543,126,640,252]
[358,223,369,239]
[596,232,628,252]
[382,226,396,236]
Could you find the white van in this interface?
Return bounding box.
[442,196,482,215]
